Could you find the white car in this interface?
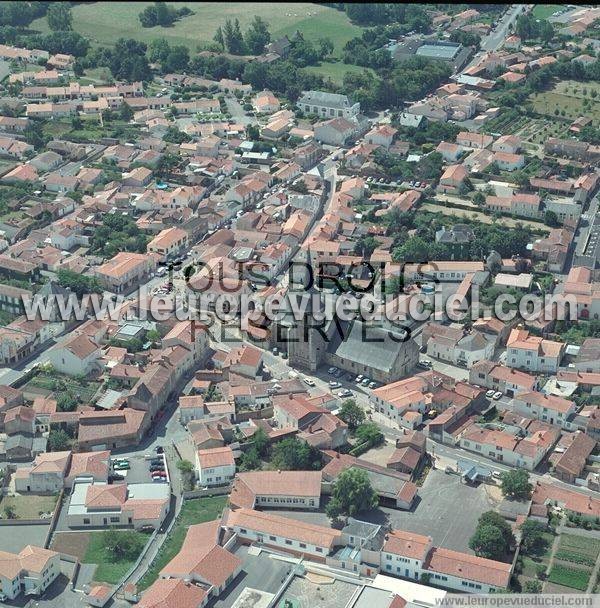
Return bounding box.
[493,392,503,400]
[329,381,342,389]
[486,390,495,398]
[337,389,353,398]
[303,378,316,387]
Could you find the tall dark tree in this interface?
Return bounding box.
[245,15,271,55]
[47,2,72,31]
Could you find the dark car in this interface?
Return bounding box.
[150,458,163,465]
[155,446,164,454]
[150,465,165,472]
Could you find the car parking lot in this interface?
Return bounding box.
[111,451,168,485]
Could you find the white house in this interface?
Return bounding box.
[506,328,565,373]
[0,546,61,600]
[196,446,236,486]
[512,391,577,428]
[46,333,102,376]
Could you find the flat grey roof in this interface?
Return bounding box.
[416,43,461,60]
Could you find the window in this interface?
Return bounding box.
[285,539,292,545]
[83,518,90,524]
[299,543,306,548]
[316,547,323,553]
[240,528,247,534]
[269,535,276,541]
[110,517,119,523]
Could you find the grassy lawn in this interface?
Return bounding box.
[304,61,373,85]
[83,531,150,585]
[532,5,563,20]
[0,494,58,519]
[548,564,590,591]
[137,496,228,591]
[31,3,362,57]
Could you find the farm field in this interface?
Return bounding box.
[30,2,362,56]
[547,564,590,591]
[530,80,600,124]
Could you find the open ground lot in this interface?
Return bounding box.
[0,492,58,520]
[0,522,49,553]
[270,470,498,554]
[51,529,150,585]
[31,3,362,57]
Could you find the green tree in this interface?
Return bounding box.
[238,447,261,471]
[146,329,160,343]
[326,468,378,518]
[544,210,559,227]
[71,116,83,131]
[469,523,507,559]
[500,470,532,500]
[103,529,146,560]
[48,429,72,452]
[354,422,384,446]
[270,438,322,471]
[245,16,271,55]
[523,580,542,593]
[164,45,189,72]
[176,459,195,490]
[338,399,365,431]
[318,37,334,59]
[469,511,514,559]
[120,101,133,122]
[473,191,485,206]
[57,268,102,297]
[252,427,269,457]
[57,392,78,412]
[354,235,381,258]
[214,26,225,50]
[520,520,547,555]
[3,505,17,519]
[47,2,73,31]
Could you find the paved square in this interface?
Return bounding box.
[363,469,498,553]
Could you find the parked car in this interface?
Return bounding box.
[368,382,377,389]
[150,465,165,472]
[152,476,165,483]
[303,377,316,387]
[333,369,343,378]
[361,378,371,386]
[329,381,342,389]
[328,367,338,375]
[155,446,164,454]
[485,390,495,398]
[493,392,503,400]
[345,373,354,381]
[338,389,353,398]
[355,375,364,383]
[417,361,431,370]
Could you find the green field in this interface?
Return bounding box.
[530,81,600,125]
[83,531,150,584]
[557,534,600,563]
[31,2,362,56]
[532,5,563,20]
[137,496,228,591]
[548,564,590,591]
